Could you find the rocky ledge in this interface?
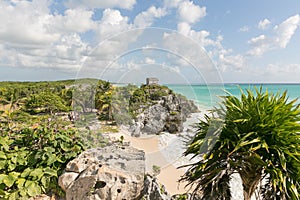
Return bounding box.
[129,85,198,136]
[59,145,200,200]
[59,145,145,200]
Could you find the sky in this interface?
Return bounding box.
[0,0,300,84]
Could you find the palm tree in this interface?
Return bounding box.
[180,88,300,200]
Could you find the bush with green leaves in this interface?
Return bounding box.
[24,91,70,114]
[181,88,300,200]
[0,124,85,199]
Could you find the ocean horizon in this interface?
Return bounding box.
[112,82,300,109]
[165,83,300,110]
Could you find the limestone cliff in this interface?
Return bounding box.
[58,145,201,200]
[128,85,198,136]
[59,145,145,200]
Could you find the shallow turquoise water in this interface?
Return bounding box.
[166,84,300,109]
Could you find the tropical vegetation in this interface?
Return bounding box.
[0,79,111,199]
[0,124,85,199]
[181,88,300,200]
[0,79,176,199]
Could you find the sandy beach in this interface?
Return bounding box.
[108,130,188,195]
[107,112,205,195]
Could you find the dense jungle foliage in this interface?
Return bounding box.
[0,79,112,199]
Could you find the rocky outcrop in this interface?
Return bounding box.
[58,145,145,200]
[59,145,203,200]
[130,94,198,136]
[142,175,171,200]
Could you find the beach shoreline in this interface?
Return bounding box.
[107,111,206,195]
[108,109,247,200]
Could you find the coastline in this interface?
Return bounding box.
[105,105,256,198]
[107,111,206,195]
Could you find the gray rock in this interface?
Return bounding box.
[58,145,206,200]
[59,145,145,200]
[142,174,171,200]
[130,94,198,136]
[58,172,78,191]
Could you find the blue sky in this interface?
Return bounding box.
[0,0,299,83]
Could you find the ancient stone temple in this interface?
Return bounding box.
[146,77,159,85]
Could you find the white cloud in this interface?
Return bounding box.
[84,28,145,76]
[54,34,89,60]
[163,0,183,8]
[91,9,144,61]
[134,6,167,28]
[247,35,269,56]
[258,18,271,30]
[51,9,96,33]
[5,33,88,70]
[248,34,267,44]
[144,57,156,64]
[266,63,300,74]
[175,20,245,73]
[170,1,228,74]
[177,1,206,24]
[274,14,300,48]
[0,0,59,47]
[92,6,168,63]
[177,22,221,47]
[177,22,191,35]
[2,0,297,84]
[90,40,125,60]
[219,54,245,71]
[239,26,250,32]
[96,9,133,41]
[101,9,127,25]
[0,0,93,71]
[263,63,300,82]
[247,14,300,56]
[65,0,137,10]
[78,6,170,76]
[127,61,141,70]
[162,31,218,77]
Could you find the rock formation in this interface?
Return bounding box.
[59,144,203,200]
[59,145,145,200]
[130,94,198,136]
[142,175,171,200]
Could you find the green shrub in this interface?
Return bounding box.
[0,125,85,199]
[170,111,179,116]
[176,194,188,200]
[152,165,161,176]
[24,92,70,114]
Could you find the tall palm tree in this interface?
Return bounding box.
[180,88,300,200]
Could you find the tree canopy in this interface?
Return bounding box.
[25,92,69,114]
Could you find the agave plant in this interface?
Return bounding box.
[180,87,300,200]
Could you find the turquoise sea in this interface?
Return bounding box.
[166,84,300,110]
